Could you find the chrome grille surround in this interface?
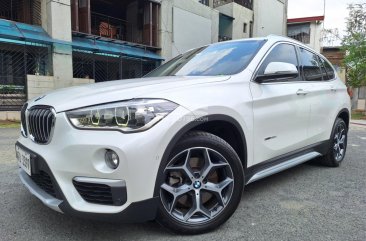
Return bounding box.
[26,106,56,144]
[20,103,28,137]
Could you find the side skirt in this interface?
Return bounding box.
[245,140,329,185]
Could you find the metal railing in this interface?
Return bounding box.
[91,12,132,43]
[0,41,51,111]
[214,0,253,10]
[72,49,160,83]
[89,11,159,48]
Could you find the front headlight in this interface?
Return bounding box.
[66,99,178,133]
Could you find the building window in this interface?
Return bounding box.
[72,0,160,47]
[288,23,311,44]
[0,0,41,25]
[249,21,253,37]
[199,0,210,6]
[243,23,247,33]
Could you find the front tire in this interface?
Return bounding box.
[319,118,348,167]
[156,131,244,234]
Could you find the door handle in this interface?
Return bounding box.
[296,89,309,95]
[330,86,337,92]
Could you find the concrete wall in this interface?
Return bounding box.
[309,22,322,53]
[172,7,212,56]
[216,3,253,39]
[232,3,253,39]
[358,99,366,111]
[0,111,21,121]
[27,75,94,100]
[160,0,219,60]
[253,0,287,37]
[27,75,55,100]
[41,0,74,88]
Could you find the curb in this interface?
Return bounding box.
[350,122,366,126]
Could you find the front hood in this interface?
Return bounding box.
[28,76,230,112]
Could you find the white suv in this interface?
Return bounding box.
[16,35,350,234]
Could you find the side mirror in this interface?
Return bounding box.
[255,62,299,83]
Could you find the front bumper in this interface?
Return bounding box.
[19,169,63,213]
[19,167,158,222]
[17,106,192,221]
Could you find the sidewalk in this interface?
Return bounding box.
[350,119,366,126]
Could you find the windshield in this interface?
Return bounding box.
[145,40,265,77]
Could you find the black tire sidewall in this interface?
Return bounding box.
[327,118,348,166]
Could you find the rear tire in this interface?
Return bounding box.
[319,118,348,167]
[156,131,244,234]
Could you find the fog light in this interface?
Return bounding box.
[105,149,119,169]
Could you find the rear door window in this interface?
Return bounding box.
[299,48,323,81]
[320,57,336,80]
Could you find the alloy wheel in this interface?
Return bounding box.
[333,123,346,162]
[160,147,234,224]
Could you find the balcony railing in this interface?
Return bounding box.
[91,12,132,43]
[214,0,253,10]
[90,11,158,48]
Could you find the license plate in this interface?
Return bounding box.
[16,145,31,176]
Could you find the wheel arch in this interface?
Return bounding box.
[153,114,247,197]
[337,108,350,129]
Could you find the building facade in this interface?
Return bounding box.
[287,16,324,53]
[0,0,288,119]
[159,0,288,60]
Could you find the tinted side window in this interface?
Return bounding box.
[320,57,335,80]
[257,43,300,81]
[299,48,323,81]
[317,56,330,80]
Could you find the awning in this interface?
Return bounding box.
[72,37,163,60]
[0,19,55,44]
[0,19,163,61]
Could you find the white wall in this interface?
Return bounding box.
[172,7,212,56]
[253,0,287,37]
[27,75,95,100]
[232,3,253,39]
[309,22,322,53]
[215,2,254,39]
[42,0,74,88]
[160,0,219,60]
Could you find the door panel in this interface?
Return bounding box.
[307,82,337,143]
[299,50,340,144]
[250,82,311,165]
[250,43,311,165]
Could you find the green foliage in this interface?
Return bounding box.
[342,3,366,88]
[0,85,24,94]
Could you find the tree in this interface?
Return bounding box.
[322,28,341,47]
[342,3,366,88]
